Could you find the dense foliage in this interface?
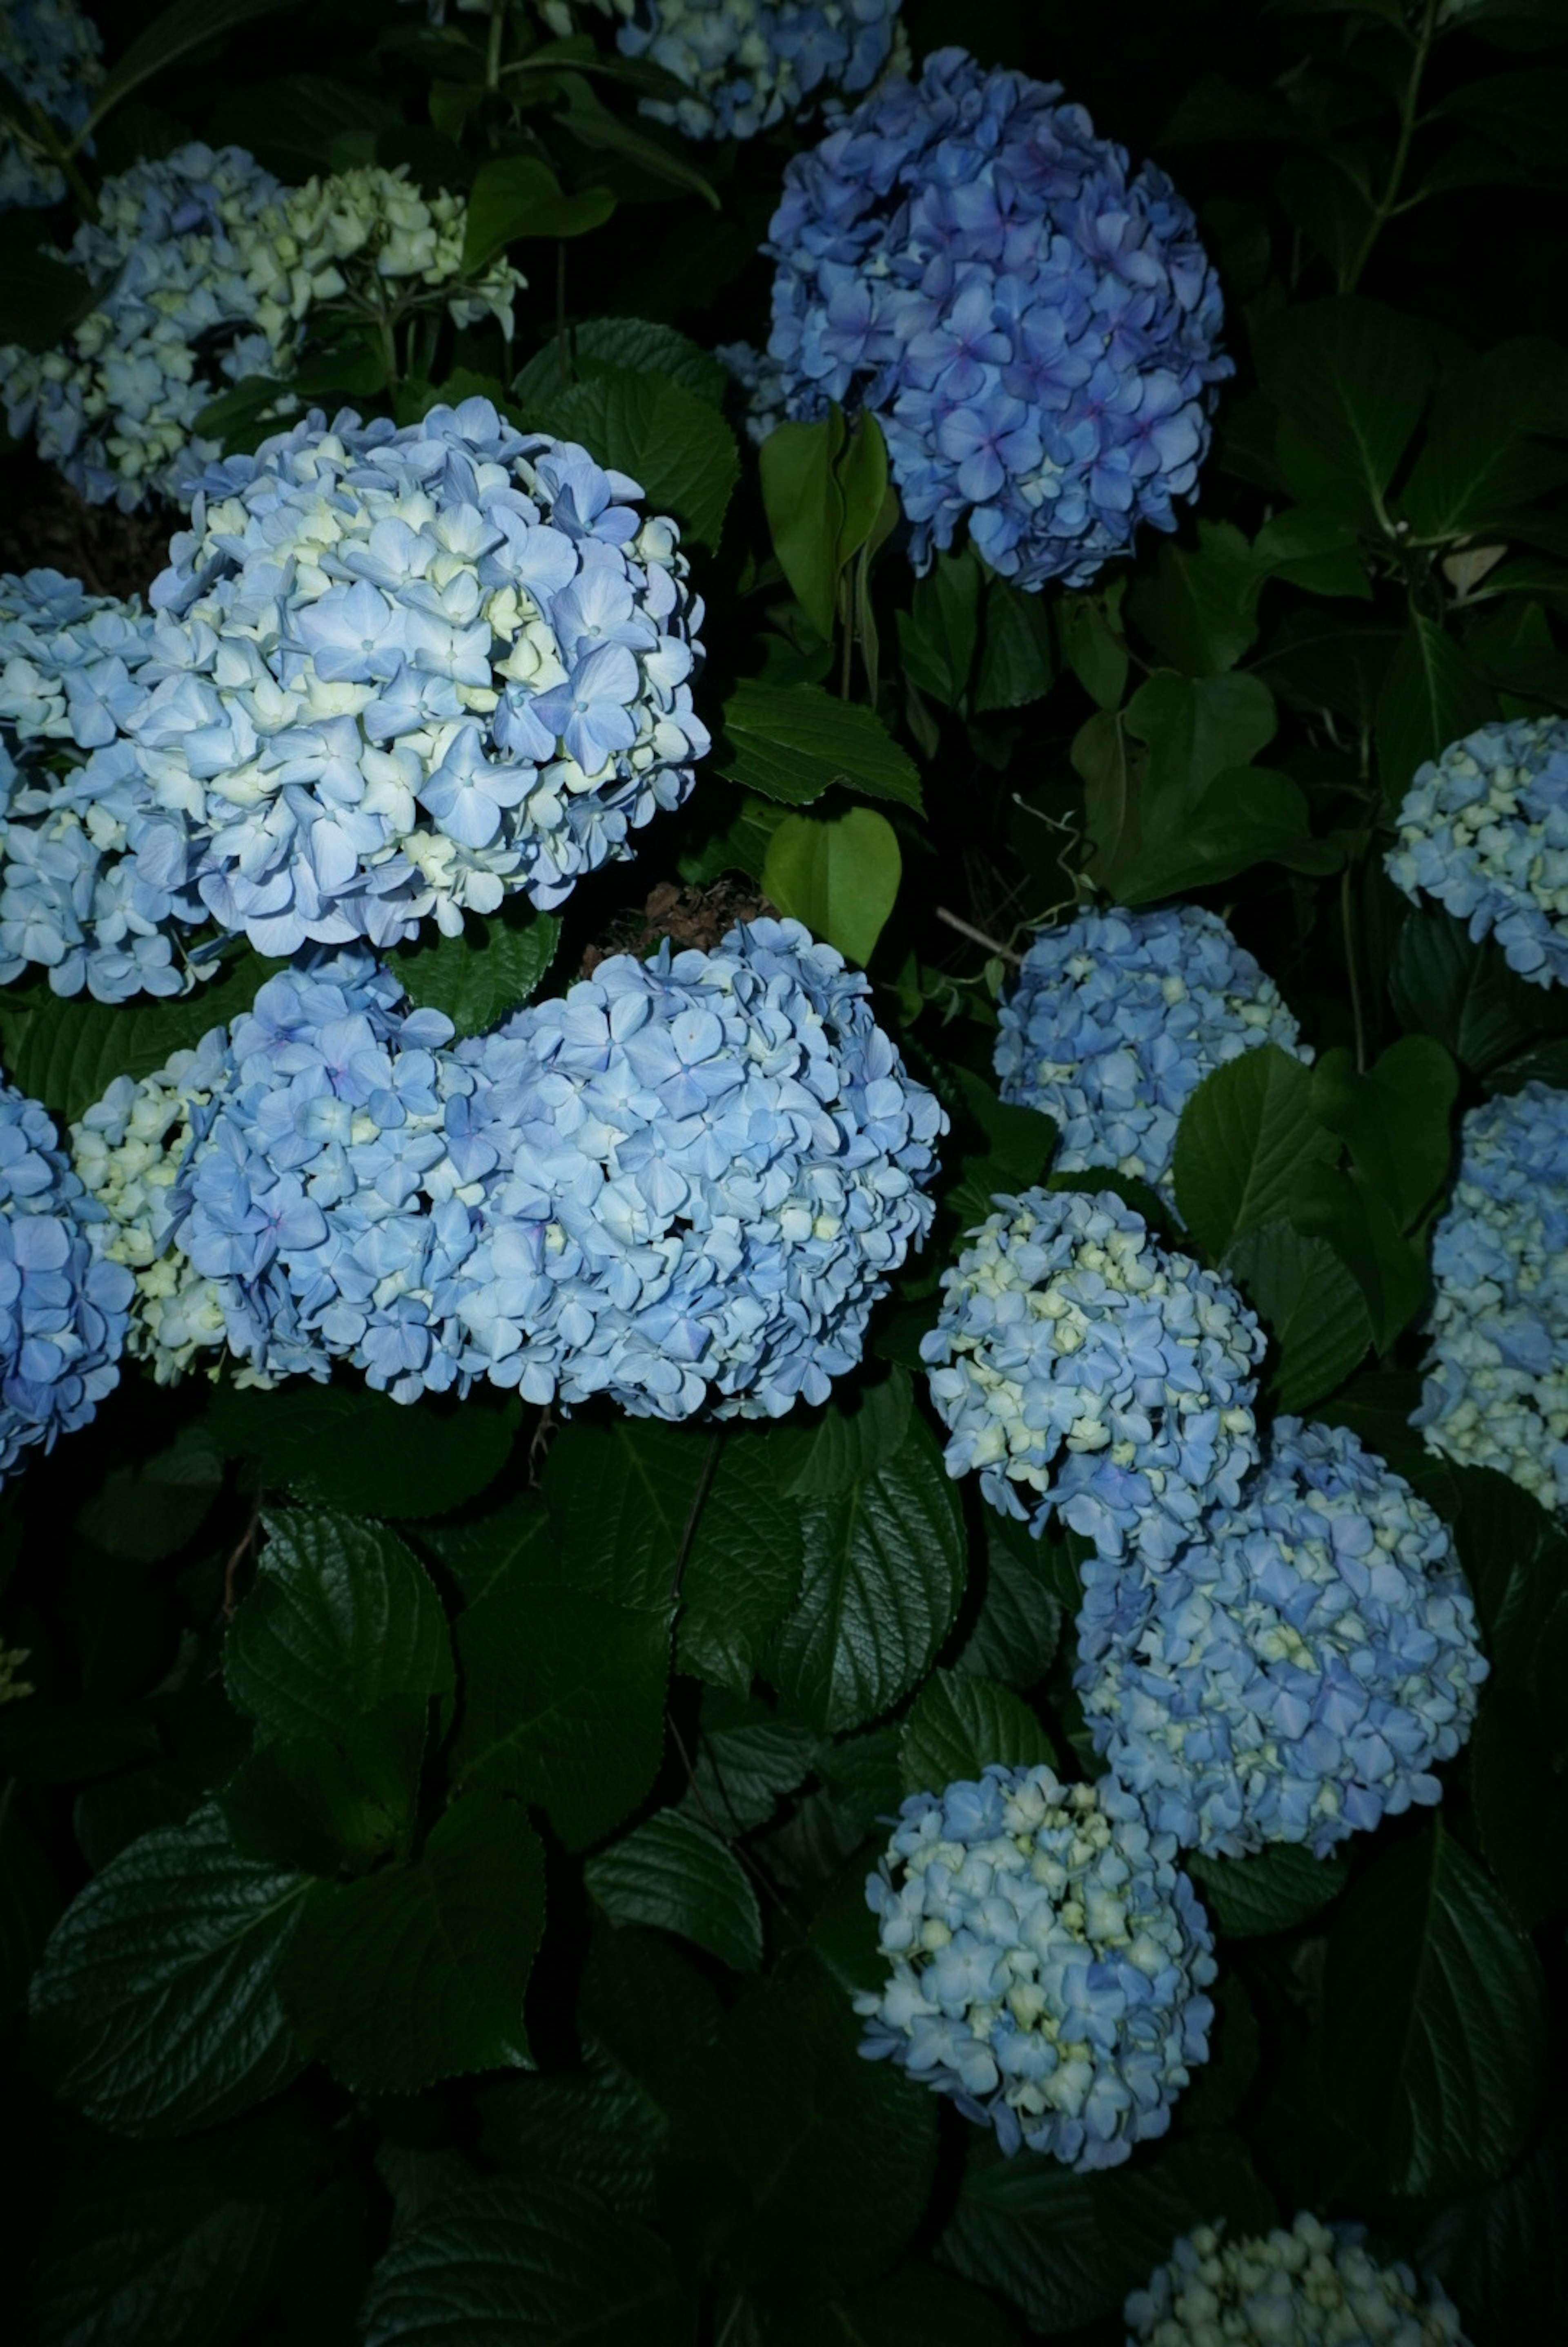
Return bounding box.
[1,2,1566,2344]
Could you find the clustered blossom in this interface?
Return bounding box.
[0,568,206,1002]
[1125,2212,1468,2346]
[1414,1082,1568,1511]
[0,1073,133,1482]
[744,49,1229,587]
[856,1764,1216,2169]
[1386,716,1568,991]
[602,0,906,141]
[108,398,708,956]
[0,144,524,511]
[1076,1418,1487,1860]
[994,906,1307,1207]
[922,1187,1263,1562]
[0,0,102,212]
[75,918,944,1420]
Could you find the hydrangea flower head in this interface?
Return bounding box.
[855,1762,1215,2169]
[604,0,906,141]
[1414,1081,1568,1510]
[994,906,1307,1207]
[104,398,708,956]
[0,0,103,211]
[1076,1418,1487,1859]
[1,1071,134,1481]
[922,1187,1264,1560]
[750,48,1230,587]
[1386,716,1568,990]
[1126,2211,1468,2345]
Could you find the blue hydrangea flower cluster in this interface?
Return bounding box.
[856,1763,1216,2169]
[744,48,1229,588]
[0,145,524,511]
[0,0,102,212]
[0,1072,133,1482]
[104,398,707,958]
[922,1187,1264,1562]
[994,906,1308,1207]
[602,0,906,141]
[0,567,208,1002]
[76,918,944,1419]
[1386,716,1568,991]
[1075,1419,1487,1860]
[1414,1082,1568,1512]
[1125,2212,1469,2346]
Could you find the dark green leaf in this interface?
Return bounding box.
[530,367,738,547]
[1116,765,1339,903]
[762,806,902,966]
[1287,1164,1430,1356]
[553,69,720,208]
[572,317,729,403]
[770,1371,915,1500]
[1310,1037,1459,1229]
[1452,1463,1568,1676]
[219,1701,425,1874]
[1187,1842,1351,1938]
[0,951,282,1127]
[901,550,982,709]
[1254,297,1432,513]
[462,155,614,268]
[0,245,97,355]
[578,1921,723,2120]
[585,1810,763,1972]
[29,1806,312,2137]
[1225,1218,1372,1409]
[207,73,396,177]
[761,412,847,643]
[1403,340,1568,542]
[1060,593,1129,710]
[1388,907,1554,1077]
[1419,2106,1568,2347]
[73,1429,223,1565]
[1471,1686,1568,1928]
[716,680,923,810]
[1375,618,1497,800]
[898,1670,1053,1796]
[1275,153,1378,286]
[1125,521,1259,675]
[954,1528,1063,1688]
[975,578,1056,712]
[1173,1046,1340,1258]
[420,1492,553,1606]
[78,0,307,142]
[207,1382,520,1521]
[478,2062,664,2223]
[394,910,560,1038]
[679,1690,819,1836]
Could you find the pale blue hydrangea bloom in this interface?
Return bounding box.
[0,1072,134,1481]
[1386,716,1568,990]
[0,0,102,211]
[740,48,1229,588]
[0,568,204,1002]
[76,919,944,1419]
[104,398,708,957]
[994,906,1308,1207]
[1414,1082,1568,1511]
[922,1187,1264,1562]
[603,0,905,141]
[855,1763,1216,2169]
[1125,2211,1468,2346]
[1076,1419,1486,1860]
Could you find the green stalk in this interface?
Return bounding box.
[1341,0,1437,293]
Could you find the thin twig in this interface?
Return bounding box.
[934,906,1024,965]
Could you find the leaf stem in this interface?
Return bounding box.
[1341,0,1437,293]
[1341,861,1368,1077]
[670,1430,724,1606]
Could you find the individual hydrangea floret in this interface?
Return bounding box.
[1386,716,1568,990]
[994,906,1308,1207]
[76,919,944,1419]
[855,1762,1216,2169]
[922,1187,1263,1562]
[0,0,103,212]
[1076,1418,1487,1859]
[1125,2211,1468,2346]
[745,47,1230,588]
[105,397,708,956]
[0,145,524,511]
[1,1071,134,1481]
[601,0,906,141]
[0,567,205,1002]
[1414,1081,1568,1511]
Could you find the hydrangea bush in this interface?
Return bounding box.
[993,906,1308,1205]
[1125,2213,1468,2346]
[604,0,906,140]
[1386,717,1568,990]
[0,0,102,211]
[1414,1082,1568,1511]
[1075,1418,1488,1858]
[741,47,1229,586]
[922,1185,1264,1559]
[856,1762,1216,2167]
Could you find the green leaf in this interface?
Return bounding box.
[225,1509,452,1744]
[360,2176,692,2347]
[679,1690,820,1836]
[955,1526,1063,1689]
[1323,1818,1551,2195]
[1251,504,1371,600]
[1225,1218,1372,1410]
[1125,520,1259,675]
[73,1427,223,1565]
[278,1793,544,2092]
[462,155,614,268]
[1452,1464,1568,1677]
[1418,2107,1568,2347]
[1471,1680,1568,1928]
[585,1810,763,1972]
[761,413,847,643]
[975,578,1056,712]
[478,2065,664,2223]
[1310,1036,1459,1229]
[1402,340,1568,543]
[716,680,923,810]
[553,69,721,208]
[1389,906,1561,1078]
[1254,297,1433,513]
[29,1806,312,2137]
[762,807,902,967]
[578,1921,724,2121]
[1060,592,1129,710]
[572,316,729,403]
[207,1381,520,1521]
[940,2129,1273,2336]
[76,0,307,144]
[530,367,738,547]
[901,549,982,709]
[1187,1842,1351,1938]
[1115,765,1339,903]
[1173,1046,1340,1258]
[220,1704,424,1874]
[1287,1164,1429,1356]
[451,1586,669,1851]
[207,71,397,178]
[393,910,560,1038]
[898,1671,1053,1795]
[1375,617,1497,800]
[766,1410,966,1733]
[0,245,97,355]
[421,1491,554,1605]
[0,950,283,1127]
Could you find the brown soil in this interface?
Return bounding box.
[0,457,177,603]
[581,877,775,975]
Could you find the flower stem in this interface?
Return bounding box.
[1341,0,1437,293]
